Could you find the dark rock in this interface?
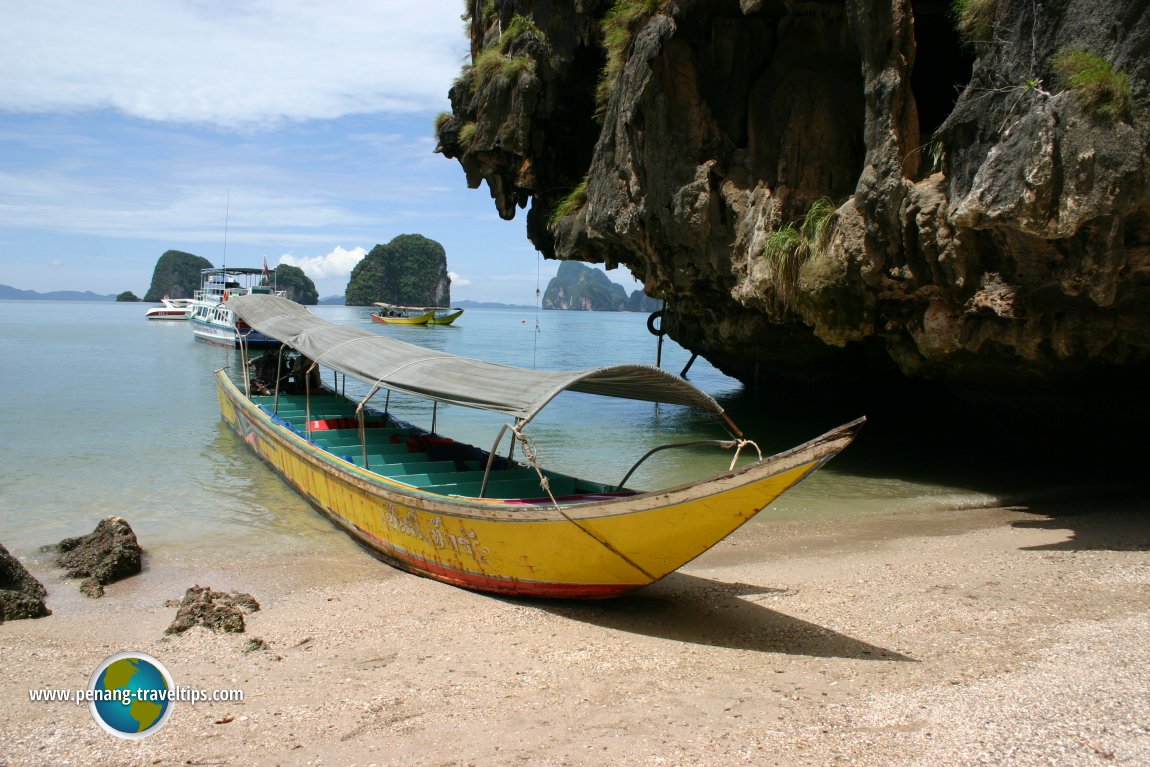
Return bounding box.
[243,637,270,653]
[165,586,261,635]
[435,0,1150,442]
[0,542,51,622]
[46,516,142,597]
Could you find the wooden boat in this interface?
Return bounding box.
[370,303,435,325]
[145,296,193,320]
[188,267,287,347]
[217,295,863,598]
[427,307,464,325]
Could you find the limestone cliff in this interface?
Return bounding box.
[345,234,452,307]
[543,260,629,309]
[436,0,1150,434]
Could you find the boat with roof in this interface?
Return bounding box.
[188,267,286,347]
[215,294,863,598]
[145,296,193,320]
[371,303,464,326]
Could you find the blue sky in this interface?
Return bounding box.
[0,0,640,302]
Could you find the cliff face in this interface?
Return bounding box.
[436,0,1150,431]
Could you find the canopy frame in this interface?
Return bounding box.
[228,294,735,432]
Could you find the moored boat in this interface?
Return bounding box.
[217,294,863,598]
[145,297,193,320]
[188,267,286,347]
[370,303,435,325]
[426,307,464,325]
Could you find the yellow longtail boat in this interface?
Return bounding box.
[370,303,435,325]
[219,295,863,598]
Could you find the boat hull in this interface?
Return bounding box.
[427,309,464,325]
[370,311,434,325]
[190,315,281,348]
[215,370,860,598]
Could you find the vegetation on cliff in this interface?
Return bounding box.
[270,264,319,305]
[1053,48,1132,119]
[143,250,212,302]
[116,291,140,302]
[950,0,997,45]
[597,0,670,116]
[345,234,451,307]
[761,198,837,310]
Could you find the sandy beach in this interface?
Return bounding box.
[2,495,1148,766]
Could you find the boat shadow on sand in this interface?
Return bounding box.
[519,573,915,662]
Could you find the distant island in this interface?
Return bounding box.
[345,234,450,307]
[542,262,659,312]
[0,284,116,301]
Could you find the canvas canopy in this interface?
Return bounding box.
[229,294,726,425]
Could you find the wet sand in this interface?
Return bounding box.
[2,497,1149,766]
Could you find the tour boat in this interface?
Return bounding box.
[216,294,863,598]
[144,297,193,320]
[187,267,286,348]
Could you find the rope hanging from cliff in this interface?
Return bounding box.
[532,252,542,369]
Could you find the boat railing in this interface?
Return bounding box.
[613,439,762,490]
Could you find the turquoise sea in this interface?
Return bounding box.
[0,300,1050,573]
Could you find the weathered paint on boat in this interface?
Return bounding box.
[215,369,861,598]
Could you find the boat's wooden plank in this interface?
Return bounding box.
[307,427,410,440]
[425,476,577,499]
[385,467,539,488]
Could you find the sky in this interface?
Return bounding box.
[0,0,641,303]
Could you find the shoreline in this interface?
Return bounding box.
[3,497,1148,766]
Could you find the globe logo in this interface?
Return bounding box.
[87,652,175,739]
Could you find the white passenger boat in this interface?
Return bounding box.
[144,297,193,320]
[187,267,286,348]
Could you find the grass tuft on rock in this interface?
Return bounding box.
[762,198,837,309]
[548,178,589,229]
[1053,48,1132,120]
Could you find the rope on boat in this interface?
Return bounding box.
[728,438,763,471]
[509,423,658,582]
[509,423,560,511]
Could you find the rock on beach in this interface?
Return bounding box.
[44,516,143,597]
[0,542,50,622]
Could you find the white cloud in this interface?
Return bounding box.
[0,0,469,127]
[448,271,471,287]
[280,246,366,282]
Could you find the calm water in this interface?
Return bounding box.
[0,300,1026,567]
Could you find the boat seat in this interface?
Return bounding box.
[272,409,359,421]
[426,476,577,500]
[340,454,456,473]
[373,460,456,476]
[385,468,539,488]
[309,429,411,447]
[313,438,415,454]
